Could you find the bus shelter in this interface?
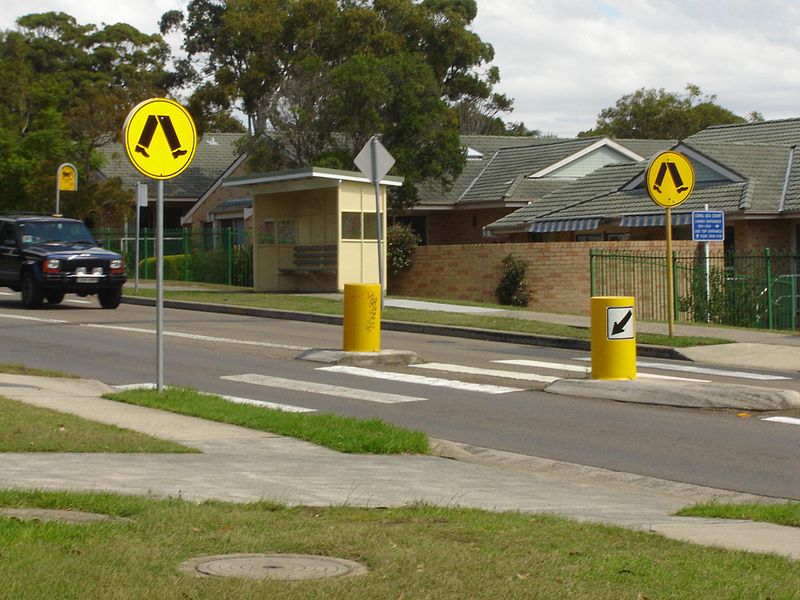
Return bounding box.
[223,167,403,292]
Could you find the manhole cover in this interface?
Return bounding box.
[0,508,127,524]
[180,553,368,581]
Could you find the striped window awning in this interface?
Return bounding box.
[528,218,601,233]
[619,213,693,227]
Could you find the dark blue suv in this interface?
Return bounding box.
[0,214,127,309]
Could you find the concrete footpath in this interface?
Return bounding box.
[2,373,800,561]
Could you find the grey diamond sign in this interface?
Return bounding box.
[354,136,395,182]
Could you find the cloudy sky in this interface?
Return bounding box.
[1,0,798,137]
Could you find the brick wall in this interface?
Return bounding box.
[389,240,708,314]
[733,220,794,252]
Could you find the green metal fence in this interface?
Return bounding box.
[94,228,253,288]
[590,248,799,330]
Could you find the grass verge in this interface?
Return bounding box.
[0,362,77,378]
[677,501,800,528]
[105,387,430,455]
[0,396,195,453]
[127,287,731,348]
[1,489,798,599]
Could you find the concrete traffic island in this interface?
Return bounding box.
[546,378,800,411]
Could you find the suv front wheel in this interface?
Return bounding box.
[21,272,43,309]
[98,287,122,309]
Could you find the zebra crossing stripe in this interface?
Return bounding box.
[318,365,523,395]
[572,357,791,381]
[762,416,800,426]
[414,362,558,383]
[222,373,427,404]
[496,359,708,382]
[114,383,315,413]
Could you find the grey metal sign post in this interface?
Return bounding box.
[354,136,395,306]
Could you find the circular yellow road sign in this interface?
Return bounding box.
[646,150,695,208]
[123,98,197,180]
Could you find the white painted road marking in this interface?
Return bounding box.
[219,394,316,413]
[318,365,523,395]
[635,359,791,381]
[414,362,558,384]
[571,356,786,381]
[82,324,309,351]
[495,359,708,382]
[762,416,800,426]
[0,313,68,324]
[114,383,314,413]
[223,373,427,404]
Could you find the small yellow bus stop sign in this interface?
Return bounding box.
[646,150,695,208]
[57,164,77,191]
[123,98,197,180]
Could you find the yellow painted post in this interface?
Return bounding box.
[343,283,381,352]
[590,296,636,380]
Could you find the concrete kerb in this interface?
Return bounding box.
[546,378,800,411]
[121,296,689,360]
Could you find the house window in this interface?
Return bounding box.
[218,217,245,246]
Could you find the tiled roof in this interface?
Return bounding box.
[458,138,607,205]
[459,135,566,157]
[488,163,643,230]
[683,141,791,212]
[686,117,800,146]
[96,133,242,199]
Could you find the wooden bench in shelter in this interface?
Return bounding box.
[278,244,338,275]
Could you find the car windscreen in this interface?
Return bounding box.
[18,221,97,246]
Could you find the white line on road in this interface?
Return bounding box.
[318,365,524,395]
[0,313,68,324]
[219,394,316,413]
[495,359,708,382]
[82,324,310,351]
[573,357,790,381]
[762,416,800,426]
[414,362,558,383]
[222,373,428,404]
[114,383,314,412]
[66,299,93,304]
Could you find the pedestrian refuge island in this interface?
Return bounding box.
[223,167,403,292]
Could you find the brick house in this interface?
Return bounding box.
[484,118,800,253]
[399,135,672,245]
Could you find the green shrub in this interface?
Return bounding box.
[495,253,533,306]
[138,255,187,280]
[387,223,420,275]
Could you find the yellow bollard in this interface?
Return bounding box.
[590,296,636,380]
[343,283,381,352]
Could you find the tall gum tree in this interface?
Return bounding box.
[162,0,514,209]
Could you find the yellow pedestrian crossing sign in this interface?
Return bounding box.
[123,98,197,180]
[646,151,695,208]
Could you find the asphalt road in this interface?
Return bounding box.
[2,293,799,500]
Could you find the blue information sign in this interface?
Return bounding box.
[692,210,725,241]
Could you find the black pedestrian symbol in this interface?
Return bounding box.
[135,115,188,160]
[652,160,688,194]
